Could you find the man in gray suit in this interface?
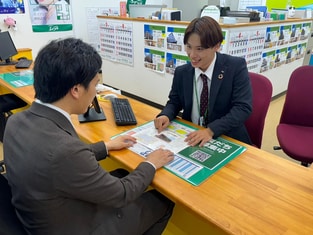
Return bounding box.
[4,38,174,235]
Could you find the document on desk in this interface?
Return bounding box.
[118,120,246,186]
[0,70,34,87]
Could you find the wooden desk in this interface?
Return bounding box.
[1,66,313,235]
[0,64,34,104]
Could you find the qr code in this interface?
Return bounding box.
[190,150,211,162]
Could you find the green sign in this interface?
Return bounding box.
[126,0,146,12]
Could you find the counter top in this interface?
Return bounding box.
[97,15,313,28]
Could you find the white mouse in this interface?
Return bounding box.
[103,94,118,100]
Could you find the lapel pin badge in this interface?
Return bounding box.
[218,70,224,80]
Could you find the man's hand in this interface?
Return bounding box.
[105,135,137,151]
[154,115,170,133]
[185,128,214,147]
[146,148,174,170]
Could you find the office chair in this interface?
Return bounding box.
[0,161,27,235]
[245,72,272,148]
[275,65,313,167]
[0,93,27,142]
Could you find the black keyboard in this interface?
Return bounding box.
[111,98,137,126]
[15,59,32,69]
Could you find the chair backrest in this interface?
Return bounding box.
[245,72,273,148]
[0,174,27,235]
[280,65,313,126]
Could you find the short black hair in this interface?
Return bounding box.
[33,37,102,103]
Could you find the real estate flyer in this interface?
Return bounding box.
[117,120,246,186]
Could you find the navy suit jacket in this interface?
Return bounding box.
[159,53,252,144]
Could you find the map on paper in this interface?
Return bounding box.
[117,120,246,186]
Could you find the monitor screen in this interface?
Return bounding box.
[0,31,18,66]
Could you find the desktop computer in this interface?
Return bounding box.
[161,9,182,21]
[0,31,18,66]
[0,31,32,68]
[129,4,166,19]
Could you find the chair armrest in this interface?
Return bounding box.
[0,160,5,173]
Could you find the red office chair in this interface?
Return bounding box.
[245,72,272,148]
[276,65,313,166]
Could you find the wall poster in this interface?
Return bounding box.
[260,22,311,73]
[144,24,166,73]
[28,0,72,32]
[0,0,25,14]
[165,26,189,75]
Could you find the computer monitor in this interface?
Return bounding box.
[129,4,166,19]
[78,96,106,123]
[0,31,18,66]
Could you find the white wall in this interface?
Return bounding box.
[100,18,181,106]
[0,0,268,59]
[0,1,73,58]
[73,0,172,43]
[71,0,119,43]
[0,0,173,59]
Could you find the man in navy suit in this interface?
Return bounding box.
[154,16,252,146]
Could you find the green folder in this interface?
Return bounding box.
[0,70,34,88]
[114,120,246,186]
[170,136,246,186]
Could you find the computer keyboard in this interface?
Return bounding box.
[15,59,32,69]
[111,98,137,126]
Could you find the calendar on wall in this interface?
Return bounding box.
[98,19,134,66]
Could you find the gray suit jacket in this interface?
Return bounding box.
[4,102,155,235]
[159,53,252,144]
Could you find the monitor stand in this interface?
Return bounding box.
[78,107,106,123]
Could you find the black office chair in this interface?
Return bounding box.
[0,161,27,235]
[0,93,27,142]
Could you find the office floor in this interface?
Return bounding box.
[0,94,300,165]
